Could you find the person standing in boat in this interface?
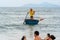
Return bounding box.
[28,8,35,20]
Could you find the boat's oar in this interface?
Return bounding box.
[23,12,29,24]
[39,17,44,21]
[39,17,49,21]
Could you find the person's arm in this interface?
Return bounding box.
[33,11,35,15]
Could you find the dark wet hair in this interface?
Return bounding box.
[50,35,56,40]
[21,36,25,40]
[34,31,39,35]
[47,33,50,37]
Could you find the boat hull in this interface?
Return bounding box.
[24,19,39,25]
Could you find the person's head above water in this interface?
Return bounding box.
[50,35,56,40]
[34,31,39,36]
[21,36,26,40]
[47,33,50,37]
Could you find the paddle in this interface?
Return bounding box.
[40,17,52,21]
[23,12,29,24]
[40,17,44,21]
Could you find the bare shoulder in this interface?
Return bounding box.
[37,36,41,40]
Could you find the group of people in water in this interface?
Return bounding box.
[22,8,56,40]
[21,31,56,40]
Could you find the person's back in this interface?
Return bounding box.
[34,31,41,40]
[34,36,41,40]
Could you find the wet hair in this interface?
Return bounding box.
[47,33,50,37]
[50,35,56,40]
[21,36,25,40]
[34,31,39,35]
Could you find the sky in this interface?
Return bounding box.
[0,0,60,7]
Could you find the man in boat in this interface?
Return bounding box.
[28,8,44,21]
[28,8,35,20]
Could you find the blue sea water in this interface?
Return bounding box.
[0,7,60,40]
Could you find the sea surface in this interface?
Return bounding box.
[0,7,60,40]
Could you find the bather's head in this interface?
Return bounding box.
[21,36,26,40]
[47,33,50,37]
[34,31,39,37]
[50,35,56,40]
